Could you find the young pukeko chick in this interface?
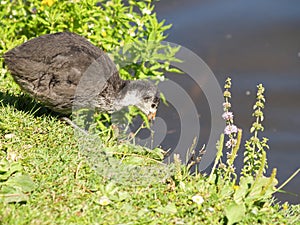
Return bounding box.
[4,32,159,120]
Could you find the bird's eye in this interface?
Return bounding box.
[151,103,156,108]
[143,96,151,101]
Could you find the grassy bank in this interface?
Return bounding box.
[1,71,299,224]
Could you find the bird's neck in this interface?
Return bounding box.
[114,81,141,110]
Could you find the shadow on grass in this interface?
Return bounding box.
[0,91,64,118]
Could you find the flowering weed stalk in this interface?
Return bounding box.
[222,78,242,169]
[241,84,269,177]
[209,78,241,182]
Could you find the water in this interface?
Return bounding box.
[152,0,300,204]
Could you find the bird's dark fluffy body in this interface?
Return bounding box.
[4,32,159,116]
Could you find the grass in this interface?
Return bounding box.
[0,72,300,224]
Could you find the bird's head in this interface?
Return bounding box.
[118,80,160,120]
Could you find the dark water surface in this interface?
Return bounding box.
[153,0,300,204]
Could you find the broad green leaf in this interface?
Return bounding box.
[154,203,177,214]
[0,159,10,173]
[5,173,36,193]
[124,156,146,165]
[225,201,246,225]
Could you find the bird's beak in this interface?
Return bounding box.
[147,111,156,121]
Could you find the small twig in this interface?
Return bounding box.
[0,193,29,197]
[75,160,83,180]
[60,117,89,135]
[110,152,165,165]
[186,137,206,170]
[127,122,146,142]
[276,168,300,191]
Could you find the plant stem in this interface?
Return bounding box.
[276,168,300,191]
[209,134,224,181]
